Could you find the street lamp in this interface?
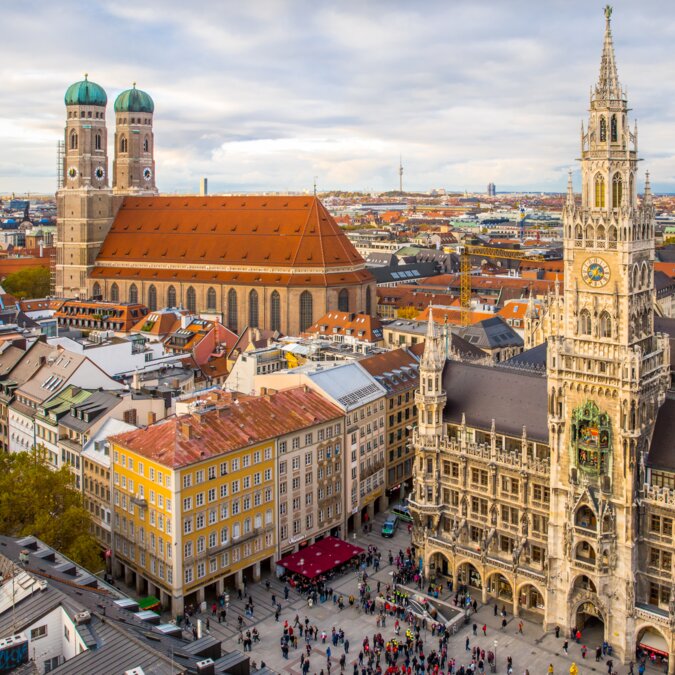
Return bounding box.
[492,639,498,673]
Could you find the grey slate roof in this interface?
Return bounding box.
[502,342,548,372]
[442,360,549,442]
[646,396,675,472]
[369,262,438,284]
[59,390,122,433]
[456,316,523,350]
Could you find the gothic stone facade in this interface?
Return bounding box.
[410,9,674,668]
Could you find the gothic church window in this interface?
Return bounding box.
[594,174,605,208]
[120,136,128,153]
[611,114,617,142]
[186,286,196,313]
[92,282,101,298]
[599,117,607,142]
[207,287,216,311]
[299,291,313,332]
[366,289,372,316]
[143,137,149,153]
[270,291,281,332]
[95,133,101,151]
[227,289,238,333]
[128,284,138,304]
[148,285,157,311]
[338,289,349,312]
[167,285,177,307]
[110,283,119,302]
[599,311,612,338]
[248,290,259,328]
[579,309,592,336]
[612,173,623,208]
[70,131,78,150]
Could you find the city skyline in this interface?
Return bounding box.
[2,1,675,194]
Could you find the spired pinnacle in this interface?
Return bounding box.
[596,5,622,101]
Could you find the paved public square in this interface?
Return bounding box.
[174,510,658,675]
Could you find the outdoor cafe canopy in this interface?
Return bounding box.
[277,537,364,580]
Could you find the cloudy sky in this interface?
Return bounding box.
[2,0,675,195]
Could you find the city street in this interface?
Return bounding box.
[183,509,649,675]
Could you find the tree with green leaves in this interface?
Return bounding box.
[1,266,50,299]
[0,448,102,572]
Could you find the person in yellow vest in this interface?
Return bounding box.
[570,663,578,675]
[548,665,554,675]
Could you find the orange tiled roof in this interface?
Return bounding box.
[111,387,343,469]
[305,311,383,342]
[655,262,675,278]
[497,301,541,321]
[95,196,367,273]
[416,305,493,326]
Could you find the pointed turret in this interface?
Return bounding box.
[644,171,653,206]
[422,307,445,371]
[595,5,623,101]
[566,170,575,208]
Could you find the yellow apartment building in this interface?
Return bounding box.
[110,386,342,615]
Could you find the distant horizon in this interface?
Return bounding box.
[2,2,675,194]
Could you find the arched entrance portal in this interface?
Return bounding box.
[517,584,545,617]
[575,600,604,645]
[429,551,451,577]
[636,626,671,672]
[487,572,513,605]
[457,562,482,591]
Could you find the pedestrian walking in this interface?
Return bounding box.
[482,624,487,636]
[517,621,523,635]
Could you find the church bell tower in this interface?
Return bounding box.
[546,6,670,658]
[55,75,114,298]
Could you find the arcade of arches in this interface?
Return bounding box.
[427,552,545,620]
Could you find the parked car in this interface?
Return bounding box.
[391,504,413,523]
[381,515,399,537]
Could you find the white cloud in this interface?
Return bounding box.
[1,0,675,193]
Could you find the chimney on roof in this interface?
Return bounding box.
[181,315,191,330]
[260,387,267,396]
[180,422,192,440]
[147,411,157,426]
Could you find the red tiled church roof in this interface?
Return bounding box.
[94,195,365,271]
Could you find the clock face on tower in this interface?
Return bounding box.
[143,168,153,182]
[94,166,105,181]
[582,257,611,288]
[67,167,78,181]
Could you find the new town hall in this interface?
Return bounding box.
[410,8,675,667]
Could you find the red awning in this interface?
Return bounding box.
[277,537,364,579]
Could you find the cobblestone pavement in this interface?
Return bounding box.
[119,509,663,675]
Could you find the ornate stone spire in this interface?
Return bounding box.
[595,5,623,101]
[566,170,575,208]
[422,306,445,371]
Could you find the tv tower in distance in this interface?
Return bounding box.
[398,156,404,194]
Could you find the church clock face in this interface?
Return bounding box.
[67,167,78,181]
[582,257,610,288]
[143,168,153,182]
[94,166,105,181]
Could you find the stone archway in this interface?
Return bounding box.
[456,560,483,591]
[635,625,672,674]
[486,571,514,607]
[428,550,453,578]
[573,599,605,644]
[515,582,545,620]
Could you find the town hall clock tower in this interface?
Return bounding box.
[546,6,670,658]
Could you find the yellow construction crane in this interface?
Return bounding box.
[459,245,545,325]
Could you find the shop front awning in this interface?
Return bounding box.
[638,628,669,657]
[277,537,364,580]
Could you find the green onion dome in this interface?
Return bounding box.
[114,83,154,114]
[64,74,107,107]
